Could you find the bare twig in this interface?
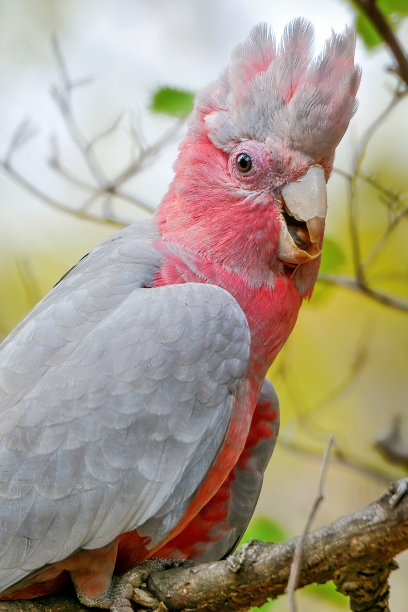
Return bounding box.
[318,273,408,312]
[50,36,107,187]
[362,204,408,272]
[0,155,124,227]
[50,35,183,210]
[277,328,369,449]
[281,438,393,485]
[375,416,408,469]
[109,117,185,188]
[1,38,188,224]
[48,135,97,192]
[3,119,37,167]
[333,167,406,213]
[287,435,334,612]
[350,91,407,182]
[345,89,408,284]
[87,111,124,149]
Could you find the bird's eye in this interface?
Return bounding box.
[236,153,252,174]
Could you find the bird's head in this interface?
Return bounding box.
[158,19,360,292]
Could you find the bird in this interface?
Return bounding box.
[0,18,360,610]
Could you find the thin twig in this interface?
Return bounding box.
[333,167,405,211]
[0,159,124,227]
[362,205,408,272]
[110,117,185,188]
[50,36,107,187]
[318,273,408,312]
[345,90,408,284]
[87,111,124,149]
[110,188,154,212]
[277,329,369,448]
[375,415,408,469]
[48,135,97,192]
[3,119,37,166]
[1,40,168,222]
[286,435,334,612]
[281,438,393,485]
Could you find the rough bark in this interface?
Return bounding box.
[0,478,406,612]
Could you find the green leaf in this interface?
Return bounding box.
[150,87,195,117]
[319,237,345,274]
[355,11,383,49]
[240,516,287,547]
[303,581,348,607]
[345,0,408,49]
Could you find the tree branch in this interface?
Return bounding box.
[375,416,408,470]
[318,273,408,313]
[1,478,407,612]
[351,0,408,87]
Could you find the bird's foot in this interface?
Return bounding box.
[76,558,192,611]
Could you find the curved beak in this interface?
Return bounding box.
[277,165,327,265]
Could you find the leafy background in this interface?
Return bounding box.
[1,1,408,610]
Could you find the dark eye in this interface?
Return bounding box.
[236,153,252,174]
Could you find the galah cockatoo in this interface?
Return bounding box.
[0,19,360,610]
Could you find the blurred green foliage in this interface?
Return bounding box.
[241,516,288,546]
[347,0,408,48]
[242,517,348,610]
[303,582,348,607]
[150,86,194,117]
[319,237,345,274]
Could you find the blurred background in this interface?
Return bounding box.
[1,1,408,610]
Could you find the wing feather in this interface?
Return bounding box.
[0,220,250,592]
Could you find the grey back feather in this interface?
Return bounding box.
[195,18,360,159]
[0,219,251,591]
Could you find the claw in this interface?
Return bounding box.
[74,557,189,611]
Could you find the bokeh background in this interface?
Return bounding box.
[1,1,408,610]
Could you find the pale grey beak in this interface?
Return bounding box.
[278,165,327,265]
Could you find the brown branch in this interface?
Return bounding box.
[281,438,393,486]
[1,478,407,612]
[352,0,408,87]
[318,273,408,313]
[375,416,408,470]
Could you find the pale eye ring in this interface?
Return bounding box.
[236,152,253,174]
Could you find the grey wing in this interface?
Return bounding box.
[196,378,280,562]
[0,221,251,592]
